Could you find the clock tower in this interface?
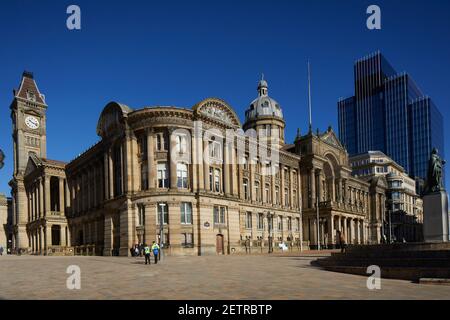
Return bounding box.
[9,71,48,251]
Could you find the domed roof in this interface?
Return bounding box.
[245,78,284,123]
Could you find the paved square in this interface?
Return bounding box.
[1,253,449,300]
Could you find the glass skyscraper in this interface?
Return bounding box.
[338,52,444,191]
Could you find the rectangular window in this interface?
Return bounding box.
[157,202,168,225]
[287,217,292,231]
[180,202,192,224]
[182,233,194,247]
[157,162,169,188]
[277,215,283,231]
[257,213,264,230]
[177,163,188,188]
[243,179,249,200]
[284,188,289,206]
[213,206,226,225]
[295,218,300,232]
[214,169,221,192]
[243,156,248,170]
[265,184,270,203]
[255,181,260,202]
[275,186,280,205]
[156,133,166,151]
[246,212,252,229]
[138,205,145,226]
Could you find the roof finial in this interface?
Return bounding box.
[307,61,312,134]
[261,73,264,81]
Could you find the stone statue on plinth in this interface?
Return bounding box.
[426,148,446,194]
[423,148,449,242]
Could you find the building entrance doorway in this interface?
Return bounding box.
[216,234,224,255]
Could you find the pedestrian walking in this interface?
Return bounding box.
[339,230,347,253]
[0,246,4,256]
[144,244,151,265]
[151,241,160,264]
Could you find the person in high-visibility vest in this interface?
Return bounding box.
[144,244,151,265]
[151,241,160,264]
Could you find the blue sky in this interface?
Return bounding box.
[1,0,449,195]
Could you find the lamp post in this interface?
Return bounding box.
[159,203,165,261]
[267,212,273,254]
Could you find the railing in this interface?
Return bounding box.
[46,246,75,256]
[74,244,96,256]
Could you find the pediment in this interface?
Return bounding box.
[320,129,345,150]
[24,154,41,177]
[193,98,241,128]
[97,102,132,138]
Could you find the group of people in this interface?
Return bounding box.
[130,241,160,265]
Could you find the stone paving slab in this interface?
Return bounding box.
[0,254,449,300]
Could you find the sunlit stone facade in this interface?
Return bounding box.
[8,73,387,256]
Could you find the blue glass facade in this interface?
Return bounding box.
[338,52,445,185]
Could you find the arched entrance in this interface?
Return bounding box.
[216,234,224,255]
[51,225,61,246]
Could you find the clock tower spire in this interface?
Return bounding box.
[11,71,48,175]
[9,71,48,251]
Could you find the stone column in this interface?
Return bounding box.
[108,148,114,199]
[196,126,205,191]
[39,227,43,255]
[330,176,336,202]
[289,168,294,209]
[231,139,238,196]
[168,202,181,253]
[310,169,316,208]
[203,139,210,191]
[343,218,348,243]
[38,179,44,218]
[280,166,285,207]
[65,179,71,212]
[223,141,231,195]
[104,152,109,200]
[169,129,178,190]
[250,160,256,201]
[271,167,276,205]
[92,166,97,207]
[44,177,51,216]
[328,215,335,246]
[191,130,198,191]
[103,214,113,256]
[59,177,64,213]
[119,203,135,256]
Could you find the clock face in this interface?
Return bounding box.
[25,115,40,130]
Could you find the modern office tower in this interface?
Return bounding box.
[338,52,444,193]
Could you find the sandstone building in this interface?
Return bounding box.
[8,72,386,256]
[350,151,423,242]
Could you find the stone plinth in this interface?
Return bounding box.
[423,191,450,242]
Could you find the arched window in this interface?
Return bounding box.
[157,162,168,188]
[177,163,188,189]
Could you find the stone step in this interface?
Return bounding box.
[315,257,450,268]
[331,250,450,260]
[330,250,450,260]
[316,265,450,281]
[346,243,450,254]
